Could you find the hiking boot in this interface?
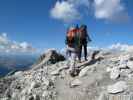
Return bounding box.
[85,58,88,61]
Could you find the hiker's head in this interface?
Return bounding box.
[69,26,75,31]
[76,24,79,29]
[80,24,87,30]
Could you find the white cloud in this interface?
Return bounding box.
[108,43,133,52]
[50,0,129,22]
[0,33,36,53]
[50,1,80,22]
[94,0,129,21]
[0,33,9,44]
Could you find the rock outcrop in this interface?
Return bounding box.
[33,49,66,69]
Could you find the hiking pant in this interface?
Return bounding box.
[78,44,87,61]
[66,46,77,70]
[68,52,76,71]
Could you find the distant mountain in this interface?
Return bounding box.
[0,53,39,76]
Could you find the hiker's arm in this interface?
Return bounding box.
[87,34,92,42]
[65,36,68,45]
[86,31,92,42]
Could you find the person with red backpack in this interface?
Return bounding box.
[65,25,79,56]
[65,25,79,74]
[78,25,92,62]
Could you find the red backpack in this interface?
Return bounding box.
[67,28,77,41]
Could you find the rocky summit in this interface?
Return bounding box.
[1,49,133,100]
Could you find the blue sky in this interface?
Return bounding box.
[0,0,133,52]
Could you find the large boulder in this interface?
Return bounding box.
[70,79,82,88]
[127,61,133,70]
[39,49,65,64]
[107,81,127,94]
[33,49,66,69]
[110,67,120,80]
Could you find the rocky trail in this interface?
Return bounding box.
[1,49,133,100]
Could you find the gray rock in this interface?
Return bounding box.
[42,91,49,98]
[127,61,133,70]
[107,81,127,94]
[50,69,60,76]
[106,67,112,72]
[14,71,23,77]
[78,66,90,77]
[70,79,82,88]
[110,67,120,80]
[98,92,107,100]
[79,64,97,77]
[118,63,127,69]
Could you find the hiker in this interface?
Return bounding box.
[65,25,79,73]
[78,25,92,62]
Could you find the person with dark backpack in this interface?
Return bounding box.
[78,25,92,62]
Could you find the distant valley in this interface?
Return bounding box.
[0,53,39,76]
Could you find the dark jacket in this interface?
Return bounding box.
[79,28,91,45]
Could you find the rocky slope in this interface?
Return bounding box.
[1,49,133,100]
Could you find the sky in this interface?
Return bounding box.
[0,0,133,53]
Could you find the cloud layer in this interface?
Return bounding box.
[50,0,129,22]
[108,43,133,52]
[0,33,36,53]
